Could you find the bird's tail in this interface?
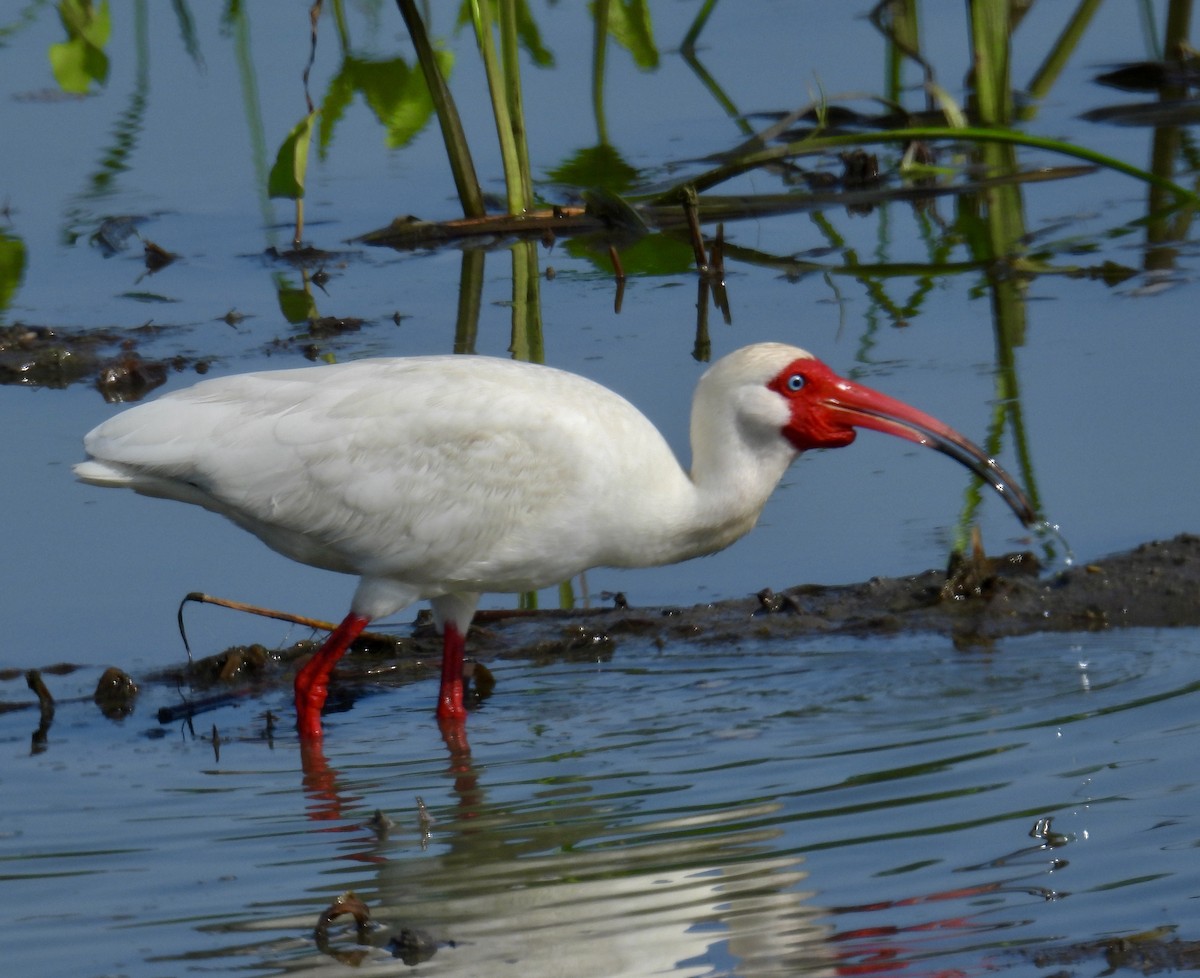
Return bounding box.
[73,460,136,487]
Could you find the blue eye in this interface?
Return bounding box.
[786,373,805,392]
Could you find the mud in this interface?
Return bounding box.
[0,304,369,400]
[5,535,1197,724]
[471,533,1200,656]
[155,534,1200,708]
[0,321,203,400]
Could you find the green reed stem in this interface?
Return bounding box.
[500,0,533,207]
[470,0,526,213]
[395,0,485,218]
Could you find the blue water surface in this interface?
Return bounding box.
[1,3,1198,975]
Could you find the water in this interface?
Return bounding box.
[2,2,1200,975]
[6,628,1198,976]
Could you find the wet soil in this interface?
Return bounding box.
[0,277,371,401]
[0,321,206,401]
[163,533,1200,710]
[7,535,1198,725]
[471,532,1200,656]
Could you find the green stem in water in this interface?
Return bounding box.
[470,0,526,213]
[499,0,533,207]
[394,0,485,218]
[592,0,610,145]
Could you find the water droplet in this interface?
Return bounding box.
[1033,520,1075,568]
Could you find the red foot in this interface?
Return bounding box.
[294,613,371,739]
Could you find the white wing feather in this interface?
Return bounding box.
[77,357,695,595]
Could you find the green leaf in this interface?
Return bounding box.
[359,53,452,149]
[0,232,28,313]
[603,0,657,70]
[316,69,355,160]
[268,110,319,200]
[547,143,641,194]
[318,51,453,154]
[49,0,111,93]
[564,232,692,276]
[456,0,553,65]
[275,277,318,324]
[514,0,554,67]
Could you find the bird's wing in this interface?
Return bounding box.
[81,357,686,590]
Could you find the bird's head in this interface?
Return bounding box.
[700,344,1037,527]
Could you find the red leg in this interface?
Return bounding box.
[438,714,471,758]
[294,613,371,739]
[436,621,467,722]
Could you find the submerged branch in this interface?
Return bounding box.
[651,126,1200,206]
[353,164,1098,250]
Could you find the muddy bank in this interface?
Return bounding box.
[156,535,1200,705]
[469,533,1200,655]
[696,532,1200,645]
[8,535,1197,725]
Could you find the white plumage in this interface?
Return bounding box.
[76,343,1033,738]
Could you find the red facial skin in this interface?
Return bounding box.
[767,358,1036,526]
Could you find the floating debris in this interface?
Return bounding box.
[142,240,178,272]
[95,354,168,403]
[416,796,435,848]
[367,809,396,837]
[93,666,138,719]
[26,669,55,751]
[314,890,372,940]
[388,928,439,966]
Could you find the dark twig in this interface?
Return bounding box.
[681,185,708,270]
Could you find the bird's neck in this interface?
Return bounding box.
[613,413,796,568]
[680,430,797,558]
[596,387,799,571]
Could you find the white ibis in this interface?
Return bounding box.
[75,343,1035,738]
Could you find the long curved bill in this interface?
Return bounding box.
[825,378,1037,528]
